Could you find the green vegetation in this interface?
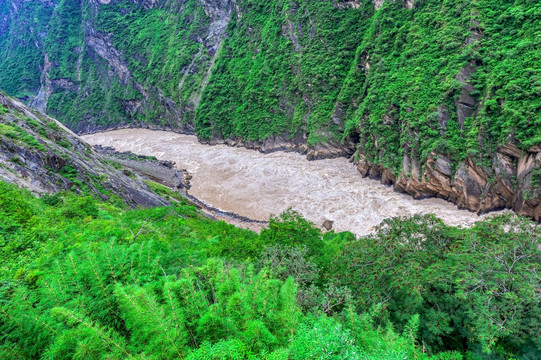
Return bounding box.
[343,0,541,172]
[0,121,47,152]
[144,179,185,202]
[0,181,538,359]
[1,1,539,174]
[195,1,369,142]
[0,2,540,355]
[43,0,83,80]
[0,1,53,98]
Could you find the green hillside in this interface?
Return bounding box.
[0,181,539,359]
[1,1,539,150]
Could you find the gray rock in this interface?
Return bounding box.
[357,144,541,220]
[0,92,173,208]
[455,63,478,130]
[322,220,334,231]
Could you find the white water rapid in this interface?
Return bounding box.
[83,129,500,235]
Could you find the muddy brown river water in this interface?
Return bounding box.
[83,129,500,235]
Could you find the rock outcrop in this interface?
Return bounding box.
[356,144,541,220]
[373,0,418,10]
[29,53,52,113]
[93,145,192,191]
[0,92,180,208]
[201,131,357,160]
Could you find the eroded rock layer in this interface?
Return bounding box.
[0,92,179,208]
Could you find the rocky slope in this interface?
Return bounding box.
[357,145,541,221]
[0,0,540,218]
[0,91,184,207]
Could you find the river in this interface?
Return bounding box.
[82,129,499,235]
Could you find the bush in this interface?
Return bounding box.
[62,195,100,219]
[0,181,537,359]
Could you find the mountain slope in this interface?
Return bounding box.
[0,0,540,217]
[0,91,176,207]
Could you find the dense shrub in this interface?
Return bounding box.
[0,182,538,358]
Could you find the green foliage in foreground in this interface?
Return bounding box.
[0,181,539,359]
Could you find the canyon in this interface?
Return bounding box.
[1,0,539,221]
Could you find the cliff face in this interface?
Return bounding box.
[0,0,370,141]
[0,0,238,133]
[0,0,540,218]
[358,145,541,221]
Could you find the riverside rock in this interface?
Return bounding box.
[322,220,334,231]
[357,146,541,221]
